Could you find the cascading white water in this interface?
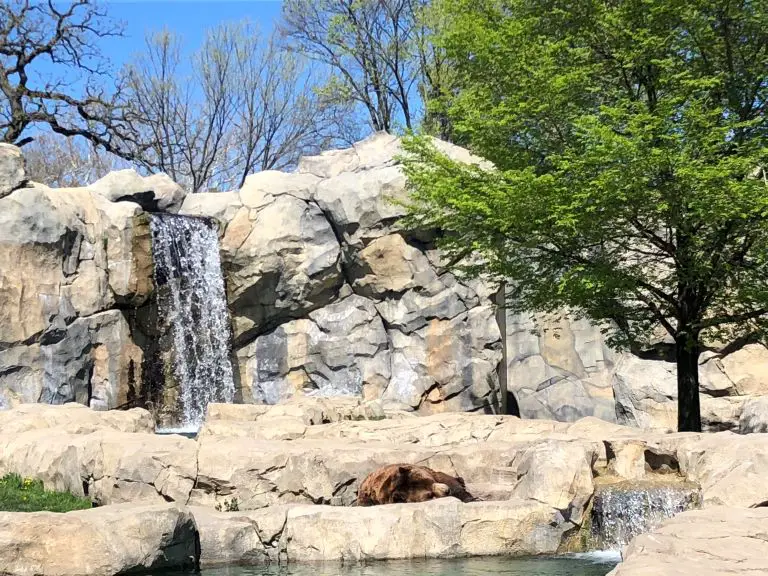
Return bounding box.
[149,214,235,430]
[590,480,701,550]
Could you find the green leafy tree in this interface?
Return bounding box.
[402,0,768,431]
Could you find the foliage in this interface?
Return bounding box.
[403,0,768,431]
[0,473,92,513]
[214,497,239,512]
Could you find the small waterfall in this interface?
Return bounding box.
[149,214,235,430]
[589,480,701,550]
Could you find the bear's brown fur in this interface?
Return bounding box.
[356,463,475,506]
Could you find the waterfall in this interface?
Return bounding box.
[589,480,701,550]
[149,214,235,430]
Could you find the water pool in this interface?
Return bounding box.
[158,554,619,576]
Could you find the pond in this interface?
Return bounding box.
[157,554,619,576]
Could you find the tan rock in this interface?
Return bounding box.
[191,505,296,566]
[605,440,647,480]
[283,498,568,562]
[0,503,198,576]
[351,234,437,297]
[0,403,153,435]
[608,507,768,576]
[739,396,768,433]
[91,431,197,505]
[88,169,186,212]
[677,432,768,507]
[179,190,242,222]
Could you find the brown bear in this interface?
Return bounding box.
[356,463,475,506]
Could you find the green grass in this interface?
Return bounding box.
[0,474,92,513]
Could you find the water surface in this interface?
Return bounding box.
[159,554,619,576]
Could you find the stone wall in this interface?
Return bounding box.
[0,156,169,409]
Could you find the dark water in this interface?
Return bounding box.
[159,555,619,576]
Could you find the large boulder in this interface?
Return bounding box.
[0,427,196,504]
[0,143,25,199]
[88,169,187,212]
[191,505,295,566]
[613,347,768,431]
[608,507,768,576]
[0,185,151,409]
[283,499,569,562]
[0,403,153,435]
[739,396,768,433]
[384,305,502,413]
[222,194,343,344]
[506,313,618,422]
[0,503,199,576]
[676,432,768,508]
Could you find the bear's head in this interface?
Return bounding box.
[390,465,451,503]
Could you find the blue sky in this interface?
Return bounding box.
[100,1,283,73]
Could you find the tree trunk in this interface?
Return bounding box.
[676,334,702,432]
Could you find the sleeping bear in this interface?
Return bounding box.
[356,463,475,506]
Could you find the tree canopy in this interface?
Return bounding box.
[402,0,768,431]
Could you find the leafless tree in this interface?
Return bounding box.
[0,0,140,155]
[121,22,342,192]
[23,131,127,187]
[281,0,420,134]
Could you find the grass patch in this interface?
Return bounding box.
[0,474,92,513]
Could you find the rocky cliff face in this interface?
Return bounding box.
[181,133,504,414]
[505,310,768,429]
[0,134,503,415]
[2,134,768,427]
[0,148,155,409]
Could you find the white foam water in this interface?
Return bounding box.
[149,214,235,430]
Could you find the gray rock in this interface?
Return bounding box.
[236,295,390,403]
[223,195,343,344]
[349,233,437,298]
[88,169,187,212]
[314,165,409,248]
[384,305,502,413]
[0,143,25,199]
[739,396,768,433]
[506,312,618,423]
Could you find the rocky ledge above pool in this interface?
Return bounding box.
[0,399,767,575]
[608,507,768,575]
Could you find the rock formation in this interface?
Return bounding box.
[506,310,768,428]
[0,400,765,574]
[0,133,503,416]
[2,134,768,428]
